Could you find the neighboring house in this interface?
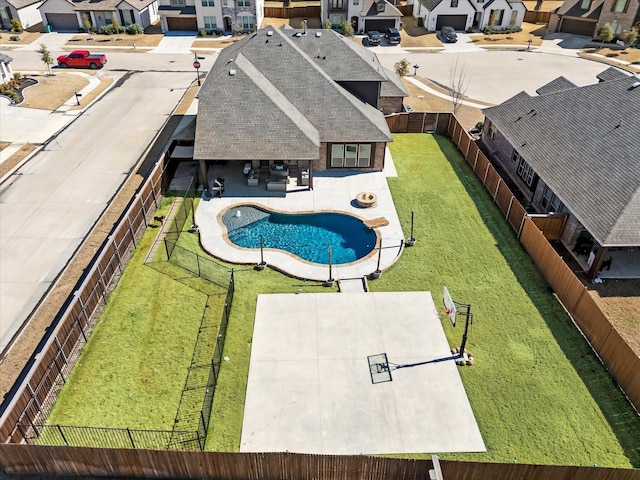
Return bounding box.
[320,0,401,33]
[159,0,263,32]
[194,27,407,189]
[0,0,44,31]
[548,0,640,38]
[0,53,13,84]
[39,0,159,31]
[480,69,640,277]
[412,0,525,31]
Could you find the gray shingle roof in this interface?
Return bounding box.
[0,54,13,64]
[418,0,445,11]
[362,0,403,17]
[64,0,156,11]
[596,66,629,82]
[7,0,42,9]
[195,28,392,161]
[556,0,603,18]
[483,75,640,246]
[380,66,408,97]
[535,76,576,95]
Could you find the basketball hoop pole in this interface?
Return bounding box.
[458,305,473,357]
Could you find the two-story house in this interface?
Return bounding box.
[548,0,640,38]
[0,0,43,31]
[321,0,402,33]
[413,0,525,31]
[194,27,407,190]
[158,0,262,32]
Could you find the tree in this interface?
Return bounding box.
[340,21,353,36]
[82,12,93,33]
[622,28,638,47]
[596,22,614,48]
[324,18,331,29]
[10,18,23,32]
[449,55,469,116]
[37,43,54,75]
[394,58,410,77]
[112,17,123,34]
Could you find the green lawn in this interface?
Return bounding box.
[45,135,640,467]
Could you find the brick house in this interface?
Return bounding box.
[480,69,640,278]
[547,0,640,38]
[194,27,406,190]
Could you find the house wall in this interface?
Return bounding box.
[478,0,526,29]
[481,121,536,204]
[197,0,223,30]
[547,12,560,30]
[0,59,13,84]
[414,1,474,32]
[315,142,386,172]
[7,2,44,30]
[39,0,77,23]
[379,96,403,114]
[119,0,160,26]
[597,0,640,35]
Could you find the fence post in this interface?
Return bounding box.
[55,336,68,364]
[517,214,527,239]
[16,423,29,443]
[196,253,201,277]
[494,177,502,203]
[56,425,69,445]
[76,316,88,342]
[506,196,514,221]
[76,292,91,325]
[482,163,490,186]
[473,148,480,169]
[26,384,43,413]
[111,236,123,273]
[138,194,147,225]
[97,263,109,305]
[126,428,136,448]
[127,216,136,246]
[53,355,66,383]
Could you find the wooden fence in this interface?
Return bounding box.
[0,156,166,445]
[2,445,639,480]
[264,5,321,18]
[523,10,552,24]
[385,112,640,413]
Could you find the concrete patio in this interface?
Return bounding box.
[195,151,407,282]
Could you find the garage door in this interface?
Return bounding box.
[436,14,467,30]
[559,18,596,37]
[364,19,395,32]
[167,16,197,31]
[45,13,78,31]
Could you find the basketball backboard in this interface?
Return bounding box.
[443,286,457,327]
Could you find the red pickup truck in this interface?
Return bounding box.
[57,50,107,69]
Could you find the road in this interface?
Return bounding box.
[0,68,194,354]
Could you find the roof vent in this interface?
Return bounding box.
[229,69,237,76]
[629,81,640,90]
[316,31,322,37]
[267,30,273,36]
[294,32,302,37]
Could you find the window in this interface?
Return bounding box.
[451,0,458,6]
[488,122,497,139]
[540,186,566,213]
[331,0,344,8]
[331,144,372,168]
[353,0,359,5]
[512,149,521,163]
[202,0,214,6]
[516,157,536,187]
[489,8,504,26]
[580,0,590,8]
[358,144,371,167]
[204,16,216,28]
[237,0,250,6]
[237,15,253,28]
[223,0,227,5]
[509,10,517,25]
[104,11,113,24]
[611,0,628,12]
[170,0,185,6]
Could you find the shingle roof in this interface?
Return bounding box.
[483,74,640,246]
[0,53,13,64]
[380,66,408,97]
[7,0,42,9]
[66,0,156,11]
[418,0,445,11]
[596,66,629,82]
[362,0,403,17]
[195,28,392,162]
[535,76,576,94]
[555,0,603,18]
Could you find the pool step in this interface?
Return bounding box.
[337,277,369,293]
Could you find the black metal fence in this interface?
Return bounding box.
[164,179,196,257]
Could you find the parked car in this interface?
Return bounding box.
[441,26,458,43]
[366,30,382,46]
[57,50,107,69]
[385,27,401,45]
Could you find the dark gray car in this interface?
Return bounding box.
[441,26,458,43]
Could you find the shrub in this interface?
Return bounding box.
[0,84,20,103]
[622,28,638,46]
[112,18,124,34]
[199,29,207,37]
[324,18,331,29]
[82,13,93,33]
[394,58,410,77]
[340,20,353,36]
[126,23,143,34]
[10,18,23,32]
[99,24,115,34]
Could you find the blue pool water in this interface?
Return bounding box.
[222,206,377,264]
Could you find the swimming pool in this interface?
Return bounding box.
[222,206,377,264]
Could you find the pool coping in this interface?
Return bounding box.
[195,158,406,282]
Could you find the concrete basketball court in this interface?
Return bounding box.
[241,291,485,455]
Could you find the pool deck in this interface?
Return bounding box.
[196,152,406,282]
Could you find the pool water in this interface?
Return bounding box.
[222,206,377,264]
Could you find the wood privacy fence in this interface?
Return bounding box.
[264,5,321,18]
[385,112,640,413]
[2,445,640,480]
[0,156,166,445]
[440,114,640,413]
[523,10,552,24]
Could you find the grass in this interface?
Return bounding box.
[45,137,640,467]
